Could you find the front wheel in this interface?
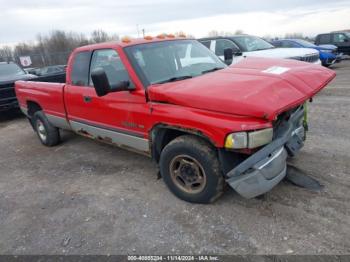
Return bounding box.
[33,111,60,146]
[159,135,225,203]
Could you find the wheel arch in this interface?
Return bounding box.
[26,100,43,117]
[150,124,217,163]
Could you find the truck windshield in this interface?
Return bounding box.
[125,40,226,86]
[232,36,275,52]
[0,63,26,79]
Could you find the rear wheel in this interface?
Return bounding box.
[33,111,60,146]
[159,135,225,203]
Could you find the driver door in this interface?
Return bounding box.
[65,48,149,153]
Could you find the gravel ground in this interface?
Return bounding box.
[0,61,349,255]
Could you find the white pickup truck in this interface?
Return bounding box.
[199,35,321,65]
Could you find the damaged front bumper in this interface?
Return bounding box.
[226,106,306,198]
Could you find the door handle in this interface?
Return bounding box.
[83,96,92,103]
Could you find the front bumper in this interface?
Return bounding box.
[322,52,343,65]
[322,57,336,66]
[226,106,305,198]
[0,97,18,111]
[0,86,18,111]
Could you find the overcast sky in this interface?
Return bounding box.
[1,0,350,46]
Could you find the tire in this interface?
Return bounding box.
[33,111,60,146]
[159,135,225,203]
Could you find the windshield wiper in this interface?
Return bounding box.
[155,75,193,84]
[201,67,225,74]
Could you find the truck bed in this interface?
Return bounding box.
[15,80,67,119]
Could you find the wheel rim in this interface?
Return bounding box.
[36,119,47,142]
[169,155,207,194]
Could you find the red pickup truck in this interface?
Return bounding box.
[15,36,335,203]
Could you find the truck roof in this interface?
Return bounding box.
[199,35,248,41]
[74,36,191,52]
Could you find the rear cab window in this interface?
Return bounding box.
[71,51,91,86]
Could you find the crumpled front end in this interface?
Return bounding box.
[226,104,307,198]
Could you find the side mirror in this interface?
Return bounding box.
[223,48,233,65]
[91,67,134,97]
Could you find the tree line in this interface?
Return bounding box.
[0,29,120,67]
[0,29,311,68]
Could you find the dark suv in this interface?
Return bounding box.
[0,62,36,111]
[315,32,350,55]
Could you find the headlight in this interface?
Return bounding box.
[225,128,273,149]
[322,49,333,53]
[225,132,247,149]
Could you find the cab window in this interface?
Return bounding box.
[200,40,211,49]
[89,49,131,87]
[318,34,331,44]
[215,39,240,56]
[71,51,91,86]
[333,33,348,43]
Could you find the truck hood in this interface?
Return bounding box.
[148,57,335,120]
[244,47,318,59]
[0,74,37,85]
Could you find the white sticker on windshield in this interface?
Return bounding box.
[262,66,290,75]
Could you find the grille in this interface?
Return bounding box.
[299,54,319,63]
[0,83,16,103]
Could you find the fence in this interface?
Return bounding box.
[0,51,71,68]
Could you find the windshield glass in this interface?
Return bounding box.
[0,63,26,79]
[293,39,317,48]
[345,32,350,38]
[125,40,226,86]
[232,36,274,52]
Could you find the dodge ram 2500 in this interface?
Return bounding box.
[15,36,335,203]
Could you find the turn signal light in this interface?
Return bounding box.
[121,36,131,43]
